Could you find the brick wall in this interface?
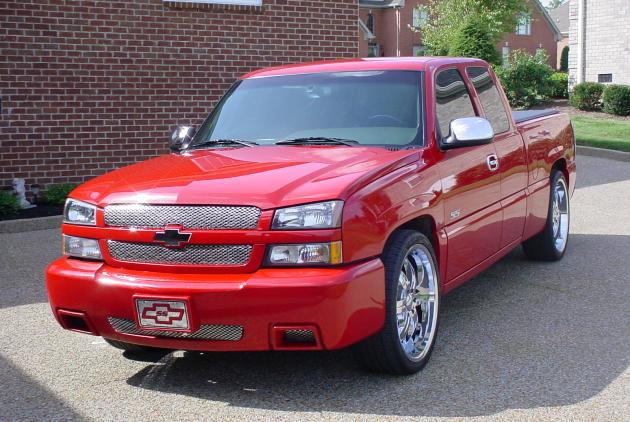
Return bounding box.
[0,0,358,189]
[500,1,559,69]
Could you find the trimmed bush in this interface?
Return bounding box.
[570,82,604,110]
[0,190,20,217]
[494,50,553,109]
[602,84,630,116]
[560,46,569,72]
[43,183,77,205]
[548,72,569,99]
[450,19,501,65]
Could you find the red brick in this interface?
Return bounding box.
[1,0,359,189]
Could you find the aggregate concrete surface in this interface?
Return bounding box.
[1,155,628,421]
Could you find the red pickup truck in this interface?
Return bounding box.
[46,57,575,374]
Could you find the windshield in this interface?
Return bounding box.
[191,70,424,148]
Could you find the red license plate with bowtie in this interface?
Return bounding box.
[135,298,190,330]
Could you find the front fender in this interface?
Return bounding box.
[341,160,444,264]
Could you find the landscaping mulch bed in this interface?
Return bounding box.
[0,204,63,221]
[533,99,630,121]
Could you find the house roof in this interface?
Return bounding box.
[548,2,569,35]
[532,0,563,41]
[359,0,405,9]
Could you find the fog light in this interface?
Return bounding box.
[267,241,342,266]
[63,235,102,260]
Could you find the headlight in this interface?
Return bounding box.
[62,235,102,260]
[266,241,342,266]
[272,200,343,230]
[64,199,96,226]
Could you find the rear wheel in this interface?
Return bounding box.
[353,230,440,375]
[523,170,570,261]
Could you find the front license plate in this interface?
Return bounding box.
[135,299,190,330]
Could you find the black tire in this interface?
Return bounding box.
[522,170,570,261]
[353,230,440,375]
[105,338,163,352]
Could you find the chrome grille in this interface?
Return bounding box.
[104,204,261,229]
[107,241,252,265]
[108,317,243,341]
[284,329,316,343]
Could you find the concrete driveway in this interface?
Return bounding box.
[1,155,628,421]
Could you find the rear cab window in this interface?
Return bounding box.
[465,67,511,134]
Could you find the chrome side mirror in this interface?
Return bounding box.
[170,126,196,152]
[441,117,494,150]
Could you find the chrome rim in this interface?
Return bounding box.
[396,244,439,362]
[552,177,570,253]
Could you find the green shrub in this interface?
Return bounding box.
[560,46,569,72]
[548,72,569,99]
[602,84,630,116]
[43,183,77,205]
[494,50,553,109]
[0,190,20,217]
[570,82,604,110]
[450,18,501,65]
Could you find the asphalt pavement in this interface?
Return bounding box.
[1,154,628,421]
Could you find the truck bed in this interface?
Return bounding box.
[512,109,558,124]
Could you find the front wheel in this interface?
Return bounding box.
[522,170,570,261]
[353,230,440,375]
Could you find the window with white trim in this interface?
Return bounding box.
[515,13,531,35]
[412,7,428,28]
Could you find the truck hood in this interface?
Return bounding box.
[72,146,421,209]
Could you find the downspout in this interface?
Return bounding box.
[577,0,586,83]
[396,7,401,57]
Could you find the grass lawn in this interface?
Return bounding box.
[571,115,630,152]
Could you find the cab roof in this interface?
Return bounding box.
[241,57,488,79]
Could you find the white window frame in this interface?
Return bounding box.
[502,46,511,67]
[515,13,531,35]
[164,0,263,5]
[412,7,428,28]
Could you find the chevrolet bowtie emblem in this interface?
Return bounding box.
[154,228,192,248]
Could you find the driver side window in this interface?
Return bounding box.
[435,69,476,138]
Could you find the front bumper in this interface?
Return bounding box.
[45,257,385,351]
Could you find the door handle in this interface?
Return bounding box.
[486,155,499,172]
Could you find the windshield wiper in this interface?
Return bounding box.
[189,139,259,150]
[275,137,359,147]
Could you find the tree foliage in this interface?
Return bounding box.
[450,18,501,65]
[494,49,554,109]
[560,46,569,72]
[545,0,566,10]
[416,0,528,56]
